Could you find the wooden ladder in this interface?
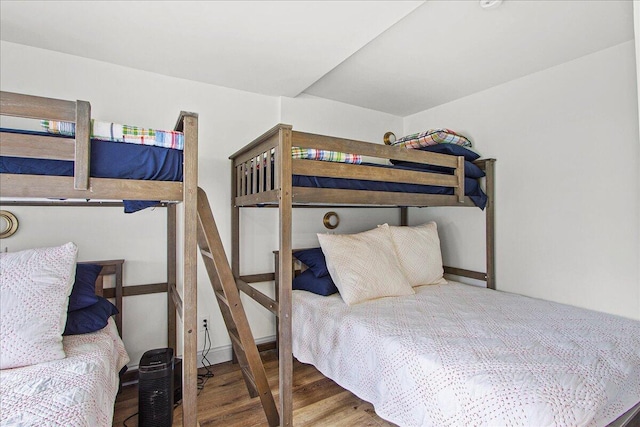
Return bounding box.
[196,187,279,427]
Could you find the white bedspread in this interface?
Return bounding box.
[0,318,129,427]
[292,281,640,427]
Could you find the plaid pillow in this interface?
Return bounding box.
[392,129,472,149]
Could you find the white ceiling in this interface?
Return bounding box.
[0,1,634,116]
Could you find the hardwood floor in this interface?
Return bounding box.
[113,349,396,427]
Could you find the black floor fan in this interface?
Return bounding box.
[138,348,175,427]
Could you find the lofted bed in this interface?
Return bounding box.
[229,124,496,426]
[229,124,640,427]
[0,91,200,426]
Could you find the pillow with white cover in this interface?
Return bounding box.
[0,242,78,369]
[384,221,447,287]
[317,224,414,305]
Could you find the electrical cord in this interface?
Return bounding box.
[197,322,215,395]
[122,411,137,427]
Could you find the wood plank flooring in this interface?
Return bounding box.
[113,349,397,427]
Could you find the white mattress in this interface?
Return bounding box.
[292,281,640,427]
[0,318,130,427]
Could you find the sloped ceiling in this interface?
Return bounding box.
[305,0,634,116]
[0,1,634,116]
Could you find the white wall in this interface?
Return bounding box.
[0,41,280,367]
[404,41,640,320]
[634,1,640,319]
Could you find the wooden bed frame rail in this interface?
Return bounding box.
[0,91,199,427]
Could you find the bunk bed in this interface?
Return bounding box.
[1,259,128,425]
[0,91,200,427]
[229,124,640,427]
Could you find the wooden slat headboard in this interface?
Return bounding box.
[78,259,124,337]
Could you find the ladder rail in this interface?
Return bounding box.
[196,187,280,427]
[196,225,259,398]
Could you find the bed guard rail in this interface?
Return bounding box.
[1,91,91,190]
[229,123,466,207]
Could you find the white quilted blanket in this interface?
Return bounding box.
[0,318,129,427]
[292,281,640,427]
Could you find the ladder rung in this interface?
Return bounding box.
[200,249,213,259]
[214,290,229,307]
[228,329,245,352]
[240,365,258,393]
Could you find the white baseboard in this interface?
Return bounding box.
[125,335,277,374]
[197,334,277,368]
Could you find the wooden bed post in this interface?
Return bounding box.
[277,125,294,427]
[180,112,199,427]
[400,206,409,226]
[230,153,240,366]
[114,262,124,336]
[485,159,496,290]
[167,203,177,353]
[74,100,91,190]
[231,158,240,303]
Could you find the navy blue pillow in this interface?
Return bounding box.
[393,159,485,179]
[293,248,329,278]
[293,269,338,296]
[64,296,118,336]
[391,144,483,178]
[413,144,480,161]
[68,263,103,312]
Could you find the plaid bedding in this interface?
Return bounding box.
[393,129,472,149]
[291,147,362,164]
[41,120,184,150]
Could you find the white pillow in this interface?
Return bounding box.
[0,242,78,369]
[385,221,447,287]
[318,224,414,306]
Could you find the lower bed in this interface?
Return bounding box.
[0,318,129,426]
[292,281,640,427]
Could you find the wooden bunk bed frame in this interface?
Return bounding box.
[228,123,496,426]
[0,91,200,427]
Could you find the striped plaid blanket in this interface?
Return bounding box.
[393,129,472,149]
[291,147,362,164]
[41,120,184,150]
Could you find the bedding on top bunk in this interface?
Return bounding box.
[292,281,640,427]
[41,119,184,150]
[292,162,487,209]
[247,136,488,208]
[246,160,488,209]
[0,317,129,426]
[0,128,183,213]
